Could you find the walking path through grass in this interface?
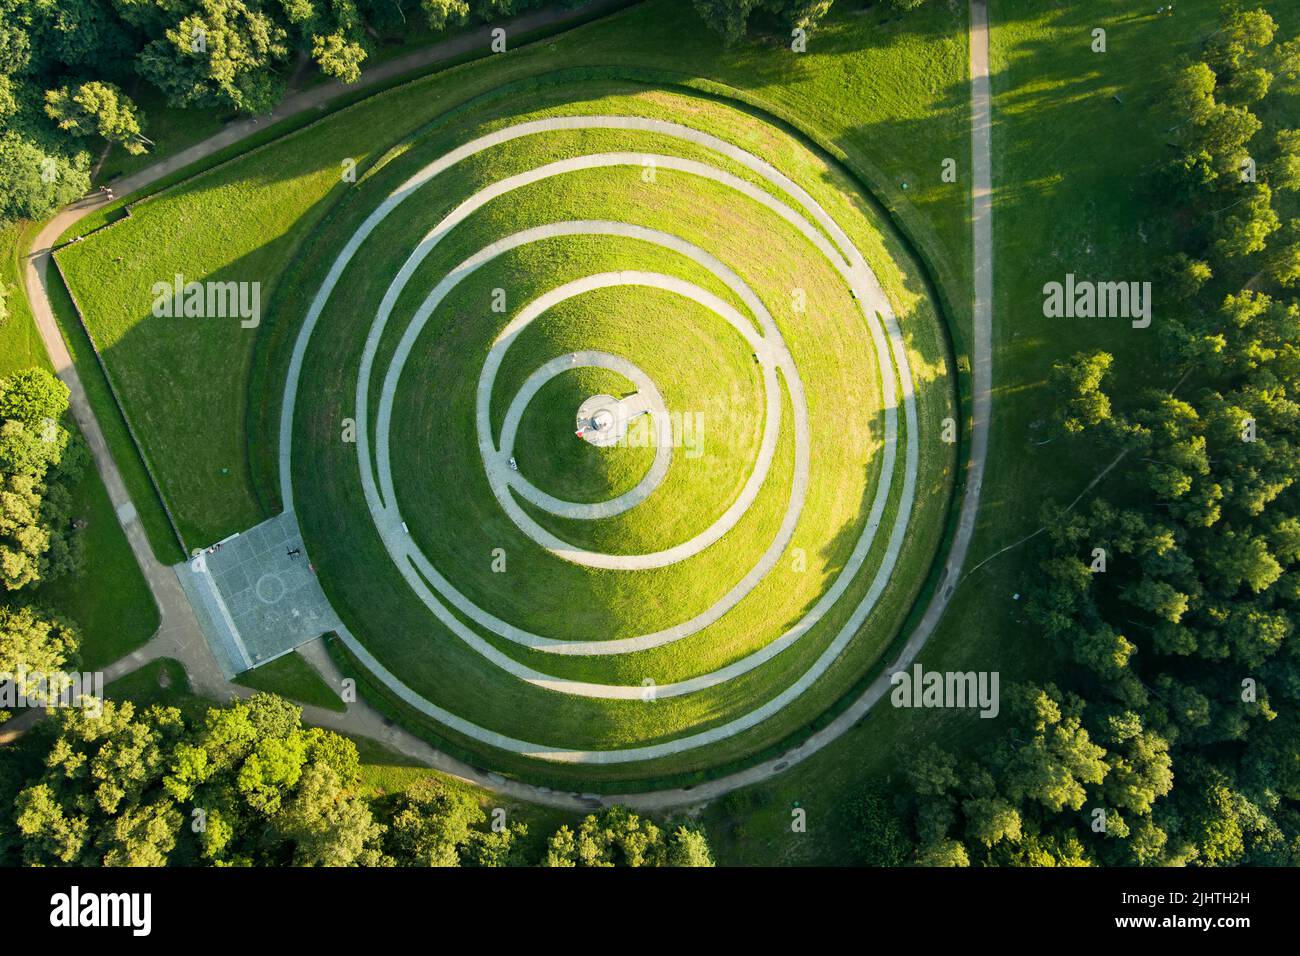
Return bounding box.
[13,0,991,807]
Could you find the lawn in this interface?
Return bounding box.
[279,80,953,789]
[695,0,1295,865]
[8,0,1264,863]
[234,649,347,712]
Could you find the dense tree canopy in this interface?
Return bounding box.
[544,805,714,866]
[0,689,715,867]
[0,0,555,223]
[0,370,84,593]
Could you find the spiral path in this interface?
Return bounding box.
[279,114,921,763]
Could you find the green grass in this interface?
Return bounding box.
[98,85,232,183]
[34,466,159,671]
[105,658,202,717]
[692,0,1300,866]
[515,367,662,504]
[0,223,50,373]
[45,259,185,561]
[19,0,1283,863]
[234,650,346,712]
[48,1,964,789]
[41,0,976,830]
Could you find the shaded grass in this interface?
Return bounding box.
[694,0,1277,866]
[43,259,184,562]
[105,658,205,720]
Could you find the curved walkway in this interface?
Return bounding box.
[12,0,993,809]
[496,349,672,521]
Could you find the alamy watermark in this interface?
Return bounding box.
[620,410,705,459]
[1042,274,1151,329]
[0,668,104,716]
[50,886,151,936]
[151,273,260,328]
[890,663,1000,718]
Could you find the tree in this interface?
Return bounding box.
[962,796,1022,849]
[997,685,1108,813]
[0,131,90,225]
[14,700,185,865]
[0,473,79,590]
[1174,62,1217,124]
[45,81,148,154]
[915,838,968,867]
[464,821,530,867]
[1049,351,1118,436]
[1215,184,1280,259]
[277,0,371,83]
[541,805,711,867]
[32,0,139,74]
[386,776,484,866]
[0,603,78,692]
[163,693,379,865]
[663,825,714,867]
[277,762,388,866]
[544,805,663,867]
[1205,8,1276,76]
[421,0,468,30]
[692,0,834,46]
[1158,252,1213,301]
[311,31,365,82]
[137,0,291,114]
[850,785,912,865]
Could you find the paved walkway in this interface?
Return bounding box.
[9,0,993,809]
[176,511,341,676]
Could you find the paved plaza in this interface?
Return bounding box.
[175,511,341,677]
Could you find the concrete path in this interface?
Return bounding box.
[297,124,910,675]
[380,220,801,573]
